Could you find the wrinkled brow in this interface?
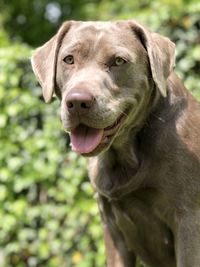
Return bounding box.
[62,41,85,53]
[61,39,136,61]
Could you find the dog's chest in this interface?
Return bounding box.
[100,189,175,260]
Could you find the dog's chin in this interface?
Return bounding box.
[67,113,127,157]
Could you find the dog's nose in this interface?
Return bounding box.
[65,91,94,115]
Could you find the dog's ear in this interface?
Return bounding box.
[31,22,72,103]
[129,21,176,97]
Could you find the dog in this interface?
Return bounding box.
[32,20,200,267]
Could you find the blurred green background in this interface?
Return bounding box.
[0,0,199,266]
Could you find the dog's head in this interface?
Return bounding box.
[32,20,175,156]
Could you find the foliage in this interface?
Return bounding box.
[0,1,199,267]
[0,35,104,267]
[0,0,101,46]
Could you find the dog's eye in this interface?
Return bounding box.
[113,57,127,66]
[63,55,74,65]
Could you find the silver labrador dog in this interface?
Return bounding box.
[32,20,200,267]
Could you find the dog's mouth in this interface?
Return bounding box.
[69,113,126,155]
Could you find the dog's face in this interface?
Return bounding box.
[57,22,152,156]
[32,21,175,156]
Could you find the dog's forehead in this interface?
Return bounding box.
[67,21,124,45]
[72,21,120,34]
[61,21,140,55]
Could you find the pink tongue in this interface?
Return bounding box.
[70,124,104,154]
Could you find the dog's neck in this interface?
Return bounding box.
[88,131,141,199]
[88,81,163,199]
[89,77,184,199]
[88,90,160,199]
[89,73,190,200]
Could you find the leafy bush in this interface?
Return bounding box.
[0,32,105,267]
